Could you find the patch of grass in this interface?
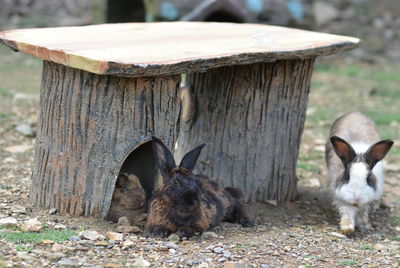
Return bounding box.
[15,245,32,252]
[297,162,319,172]
[361,245,373,250]
[0,229,76,244]
[0,87,13,98]
[389,236,400,241]
[305,255,325,261]
[337,259,357,266]
[390,216,400,225]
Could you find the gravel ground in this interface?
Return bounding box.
[0,100,400,268]
[0,49,399,267]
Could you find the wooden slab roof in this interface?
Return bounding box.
[0,22,360,77]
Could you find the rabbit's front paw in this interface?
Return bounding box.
[176,227,194,239]
[239,217,255,227]
[149,225,171,237]
[340,217,355,235]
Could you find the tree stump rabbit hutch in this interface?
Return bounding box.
[0,22,359,220]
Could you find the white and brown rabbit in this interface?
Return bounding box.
[146,136,254,238]
[326,112,393,234]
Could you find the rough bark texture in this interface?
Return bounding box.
[30,61,181,219]
[175,59,315,203]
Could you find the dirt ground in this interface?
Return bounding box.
[0,45,400,267]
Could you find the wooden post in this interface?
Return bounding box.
[176,59,314,203]
[30,61,180,219]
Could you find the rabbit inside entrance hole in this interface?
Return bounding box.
[106,141,155,223]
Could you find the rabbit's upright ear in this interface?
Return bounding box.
[330,136,357,165]
[179,144,206,172]
[365,140,393,168]
[152,136,177,179]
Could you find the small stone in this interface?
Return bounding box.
[16,252,35,261]
[94,240,110,247]
[104,264,122,268]
[42,239,54,245]
[48,208,57,215]
[3,157,16,163]
[45,252,66,261]
[51,243,64,252]
[261,265,269,268]
[4,145,33,153]
[164,242,179,250]
[106,231,123,241]
[117,216,132,226]
[57,257,78,267]
[132,258,150,267]
[79,230,100,241]
[20,217,42,232]
[116,225,141,233]
[10,205,26,214]
[168,233,180,242]
[224,262,248,268]
[0,217,17,228]
[213,247,224,254]
[283,246,291,252]
[15,123,35,137]
[198,263,209,268]
[122,239,135,249]
[69,236,81,241]
[201,231,218,239]
[373,244,387,251]
[328,232,347,238]
[54,224,67,230]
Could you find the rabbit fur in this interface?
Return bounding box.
[326,112,393,234]
[146,136,254,238]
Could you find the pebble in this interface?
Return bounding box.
[94,241,110,247]
[106,231,123,241]
[45,252,66,261]
[213,247,224,254]
[69,236,81,241]
[54,224,67,230]
[51,243,64,252]
[224,262,249,268]
[116,225,141,233]
[168,234,180,242]
[164,242,179,250]
[10,205,26,214]
[117,216,132,226]
[42,239,54,245]
[0,217,17,228]
[57,257,78,267]
[201,231,218,239]
[16,252,35,261]
[374,244,387,251]
[328,232,347,238]
[79,231,101,241]
[132,258,151,267]
[15,123,35,137]
[48,208,57,215]
[198,263,209,268]
[20,217,42,232]
[122,240,135,249]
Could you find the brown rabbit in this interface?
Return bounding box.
[146,136,254,238]
[107,172,146,222]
